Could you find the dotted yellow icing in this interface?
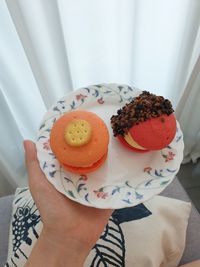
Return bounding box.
[64,119,92,147]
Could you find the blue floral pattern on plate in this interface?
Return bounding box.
[36,84,184,209]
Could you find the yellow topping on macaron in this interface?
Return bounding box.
[64,119,92,147]
[124,132,146,150]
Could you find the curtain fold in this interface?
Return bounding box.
[0,0,46,189]
[0,89,25,189]
[0,0,46,139]
[57,0,200,107]
[176,56,200,163]
[6,0,73,108]
[0,0,200,191]
[6,0,200,106]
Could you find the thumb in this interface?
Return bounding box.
[23,140,45,189]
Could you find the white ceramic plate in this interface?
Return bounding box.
[36,84,184,209]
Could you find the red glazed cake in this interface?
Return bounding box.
[111,91,176,152]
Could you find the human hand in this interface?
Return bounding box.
[24,140,112,266]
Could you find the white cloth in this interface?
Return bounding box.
[6,0,200,107]
[6,188,191,267]
[176,56,200,163]
[85,197,191,267]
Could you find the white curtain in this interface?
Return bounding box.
[0,0,46,190]
[0,0,200,192]
[176,56,200,163]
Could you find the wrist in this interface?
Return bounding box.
[41,227,90,266]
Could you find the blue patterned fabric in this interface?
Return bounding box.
[90,205,152,266]
[5,188,151,267]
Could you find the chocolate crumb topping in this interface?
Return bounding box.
[111,91,174,136]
